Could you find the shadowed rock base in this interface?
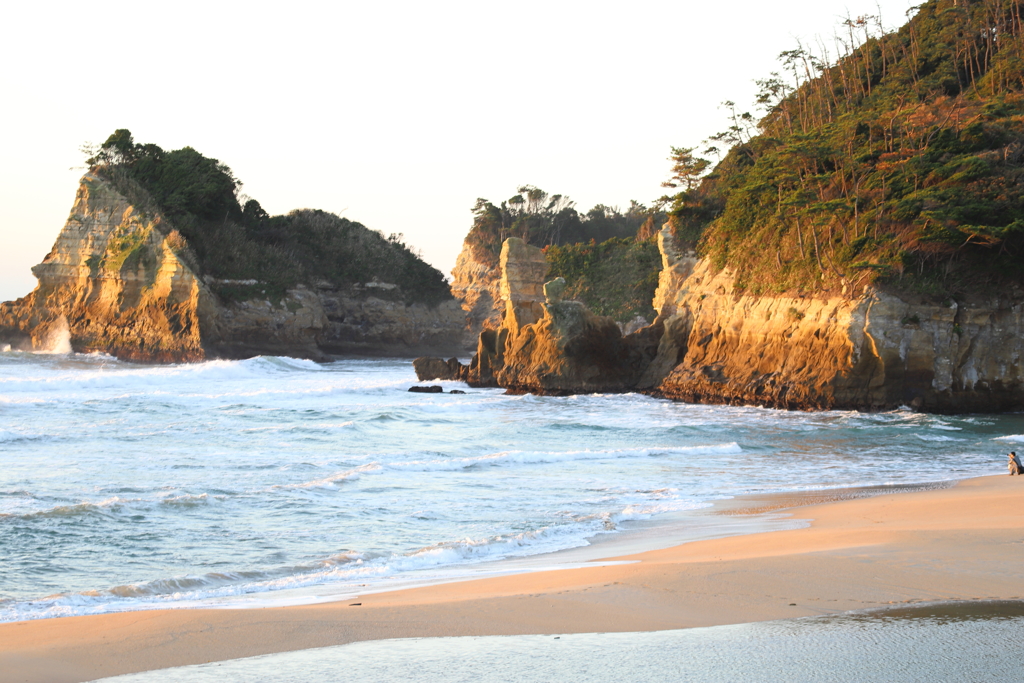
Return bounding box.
[412,357,468,382]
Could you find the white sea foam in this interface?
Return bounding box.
[160,493,211,507]
[0,492,225,520]
[0,498,707,623]
[0,355,1003,625]
[35,316,72,354]
[388,443,743,472]
[0,356,411,404]
[278,464,384,490]
[5,496,144,520]
[994,434,1024,442]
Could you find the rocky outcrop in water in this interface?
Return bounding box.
[0,174,212,362]
[0,173,465,362]
[417,238,659,394]
[412,356,468,382]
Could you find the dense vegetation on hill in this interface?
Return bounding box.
[545,238,661,320]
[667,0,1024,298]
[86,131,452,304]
[464,185,663,321]
[464,185,663,268]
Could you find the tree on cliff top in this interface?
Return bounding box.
[464,185,663,268]
[461,185,664,321]
[667,0,1024,298]
[86,130,452,305]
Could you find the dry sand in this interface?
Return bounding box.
[3,475,1023,683]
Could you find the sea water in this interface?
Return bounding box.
[0,351,1018,623]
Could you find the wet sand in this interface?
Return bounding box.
[3,475,1022,683]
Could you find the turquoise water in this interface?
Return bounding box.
[0,351,1017,622]
[98,602,1024,682]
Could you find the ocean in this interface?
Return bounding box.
[0,350,1016,623]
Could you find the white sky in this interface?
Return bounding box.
[0,0,917,302]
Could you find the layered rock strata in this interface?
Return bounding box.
[450,244,502,347]
[0,174,212,362]
[416,238,659,394]
[0,173,464,362]
[646,225,1024,412]
[422,225,1024,412]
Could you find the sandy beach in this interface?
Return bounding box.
[3,474,1022,683]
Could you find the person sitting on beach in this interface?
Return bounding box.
[1008,451,1024,475]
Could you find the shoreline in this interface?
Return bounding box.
[3,474,1021,683]
[0,480,952,623]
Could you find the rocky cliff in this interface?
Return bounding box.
[645,225,1024,413]
[421,228,1024,413]
[450,242,502,346]
[449,235,660,348]
[417,238,659,393]
[0,173,465,362]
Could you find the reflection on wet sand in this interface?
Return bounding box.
[101,601,1024,683]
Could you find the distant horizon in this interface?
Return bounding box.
[0,0,918,302]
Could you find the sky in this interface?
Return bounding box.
[0,0,918,302]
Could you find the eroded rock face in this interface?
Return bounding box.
[498,298,659,394]
[425,225,1024,410]
[0,174,465,362]
[651,224,699,319]
[497,238,549,339]
[450,243,502,346]
[422,238,658,394]
[0,173,209,362]
[412,356,469,382]
[647,225,1024,412]
[315,288,466,358]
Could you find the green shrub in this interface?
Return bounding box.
[545,238,661,322]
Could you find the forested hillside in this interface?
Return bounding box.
[668,0,1024,298]
[87,131,453,305]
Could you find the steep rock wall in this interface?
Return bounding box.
[450,243,502,346]
[418,238,659,393]
[0,174,464,362]
[648,225,1024,412]
[0,173,210,361]
[316,286,466,357]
